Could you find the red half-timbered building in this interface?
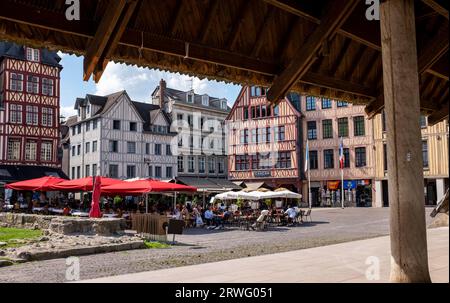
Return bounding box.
[226,86,304,193]
[0,42,64,183]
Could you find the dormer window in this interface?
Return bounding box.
[187,92,194,103]
[202,94,209,106]
[86,104,90,114]
[26,48,40,62]
[221,100,227,110]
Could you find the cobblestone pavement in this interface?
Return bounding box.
[0,207,434,283]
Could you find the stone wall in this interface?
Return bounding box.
[0,213,126,236]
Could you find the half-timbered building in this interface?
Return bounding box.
[226,86,303,192]
[0,42,65,183]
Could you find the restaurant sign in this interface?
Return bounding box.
[254,171,271,178]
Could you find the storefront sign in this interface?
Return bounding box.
[327,181,340,190]
[254,171,271,178]
[344,180,357,189]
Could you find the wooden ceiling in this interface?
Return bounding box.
[0,0,448,123]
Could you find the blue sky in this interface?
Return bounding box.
[58,53,242,118]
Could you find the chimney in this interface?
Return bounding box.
[159,79,166,109]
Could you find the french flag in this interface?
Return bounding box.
[339,137,344,169]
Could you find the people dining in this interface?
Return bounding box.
[284,205,297,226]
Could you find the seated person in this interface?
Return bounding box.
[204,207,214,226]
[251,209,270,230]
[63,204,71,216]
[103,203,112,214]
[213,209,232,230]
[284,205,297,226]
[42,204,50,215]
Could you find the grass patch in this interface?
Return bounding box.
[143,240,170,249]
[0,227,42,248]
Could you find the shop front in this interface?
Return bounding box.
[318,179,372,207]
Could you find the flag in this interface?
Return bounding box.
[304,140,309,172]
[339,137,344,169]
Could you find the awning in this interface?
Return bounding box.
[102,179,197,195]
[49,176,124,192]
[174,177,241,193]
[6,176,67,191]
[242,182,273,191]
[0,165,69,185]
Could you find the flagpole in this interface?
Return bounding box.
[308,162,312,209]
[340,137,344,209]
[341,167,344,209]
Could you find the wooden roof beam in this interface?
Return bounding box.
[197,0,221,44]
[418,27,449,75]
[83,0,137,82]
[169,0,185,36]
[428,104,449,125]
[267,0,359,102]
[329,38,351,76]
[226,0,253,51]
[421,0,449,19]
[251,9,276,58]
[345,44,368,81]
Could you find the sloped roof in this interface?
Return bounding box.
[0,41,62,68]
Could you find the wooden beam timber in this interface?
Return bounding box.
[168,0,184,36]
[345,44,368,81]
[428,104,449,125]
[421,0,449,19]
[418,27,449,74]
[197,0,220,44]
[267,0,359,102]
[226,0,253,51]
[360,51,380,84]
[329,38,351,76]
[83,0,128,81]
[251,9,276,58]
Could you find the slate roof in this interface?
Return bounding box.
[0,41,62,68]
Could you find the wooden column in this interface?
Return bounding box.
[380,0,431,282]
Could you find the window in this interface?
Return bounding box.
[42,78,54,96]
[25,140,37,161]
[338,117,349,137]
[77,144,81,155]
[26,76,39,94]
[71,167,75,179]
[322,120,333,139]
[92,141,97,152]
[250,86,266,97]
[355,147,366,167]
[235,155,249,171]
[218,158,225,174]
[148,165,153,177]
[187,115,193,127]
[126,165,136,179]
[307,121,317,140]
[25,106,38,125]
[166,144,172,156]
[309,150,318,170]
[208,157,215,173]
[343,148,350,168]
[322,98,332,109]
[7,139,21,161]
[85,120,90,131]
[77,166,81,179]
[109,140,118,153]
[155,144,161,155]
[221,100,227,110]
[127,142,136,154]
[202,95,209,106]
[199,157,205,173]
[306,96,316,111]
[420,115,427,128]
[258,152,272,169]
[77,124,81,134]
[92,164,97,176]
[188,156,195,173]
[178,156,184,172]
[85,165,90,177]
[93,119,98,129]
[251,154,258,170]
[113,120,121,130]
[166,166,173,178]
[72,127,75,136]
[276,152,291,168]
[155,166,162,179]
[251,129,257,143]
[324,149,334,169]
[187,93,194,103]
[422,140,428,168]
[41,108,53,127]
[337,101,348,107]
[85,142,90,153]
[243,107,249,120]
[86,104,90,114]
[26,48,40,62]
[273,105,279,116]
[353,116,365,136]
[274,126,286,142]
[130,122,137,132]
[10,73,23,91]
[9,104,22,123]
[109,164,119,178]
[383,144,387,171]
[381,110,386,132]
[145,143,150,155]
[240,129,249,144]
[266,127,271,142]
[71,146,75,157]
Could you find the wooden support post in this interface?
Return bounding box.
[380,0,431,282]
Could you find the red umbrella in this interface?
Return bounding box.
[6,176,67,191]
[49,176,124,192]
[89,176,102,218]
[101,179,197,195]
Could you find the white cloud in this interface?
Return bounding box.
[60,105,77,118]
[57,51,68,58]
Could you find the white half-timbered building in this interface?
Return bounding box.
[69,91,177,180]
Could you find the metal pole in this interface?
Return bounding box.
[308,161,312,209]
[145,193,148,213]
[174,192,177,210]
[341,169,344,209]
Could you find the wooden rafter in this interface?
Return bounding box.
[360,51,380,84]
[250,8,276,57]
[226,0,253,51]
[421,0,449,19]
[428,104,450,125]
[267,0,359,102]
[168,0,185,36]
[345,44,368,80]
[418,27,449,75]
[197,0,220,44]
[329,38,351,76]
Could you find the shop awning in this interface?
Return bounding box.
[0,165,69,185]
[5,176,67,191]
[174,177,241,193]
[49,176,124,192]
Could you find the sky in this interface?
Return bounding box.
[58,52,242,118]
